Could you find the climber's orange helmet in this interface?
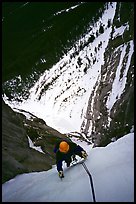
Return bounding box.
[59,141,69,153]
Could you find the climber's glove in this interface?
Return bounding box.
[58,171,64,178]
[81,151,88,159]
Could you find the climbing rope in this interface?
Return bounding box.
[81,162,96,202]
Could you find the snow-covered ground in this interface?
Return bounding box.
[2,132,134,202]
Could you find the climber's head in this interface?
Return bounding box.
[59,141,69,153]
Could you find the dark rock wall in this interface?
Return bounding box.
[2,100,69,183]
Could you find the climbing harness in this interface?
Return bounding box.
[81,162,96,202]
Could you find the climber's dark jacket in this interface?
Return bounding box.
[54,140,84,172]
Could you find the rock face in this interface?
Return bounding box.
[80,2,134,146]
[2,100,69,184]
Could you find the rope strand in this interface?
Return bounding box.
[81,162,96,202]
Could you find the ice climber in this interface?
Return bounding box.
[54,140,88,178]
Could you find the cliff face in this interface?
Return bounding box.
[80,2,134,146]
[2,100,69,183]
